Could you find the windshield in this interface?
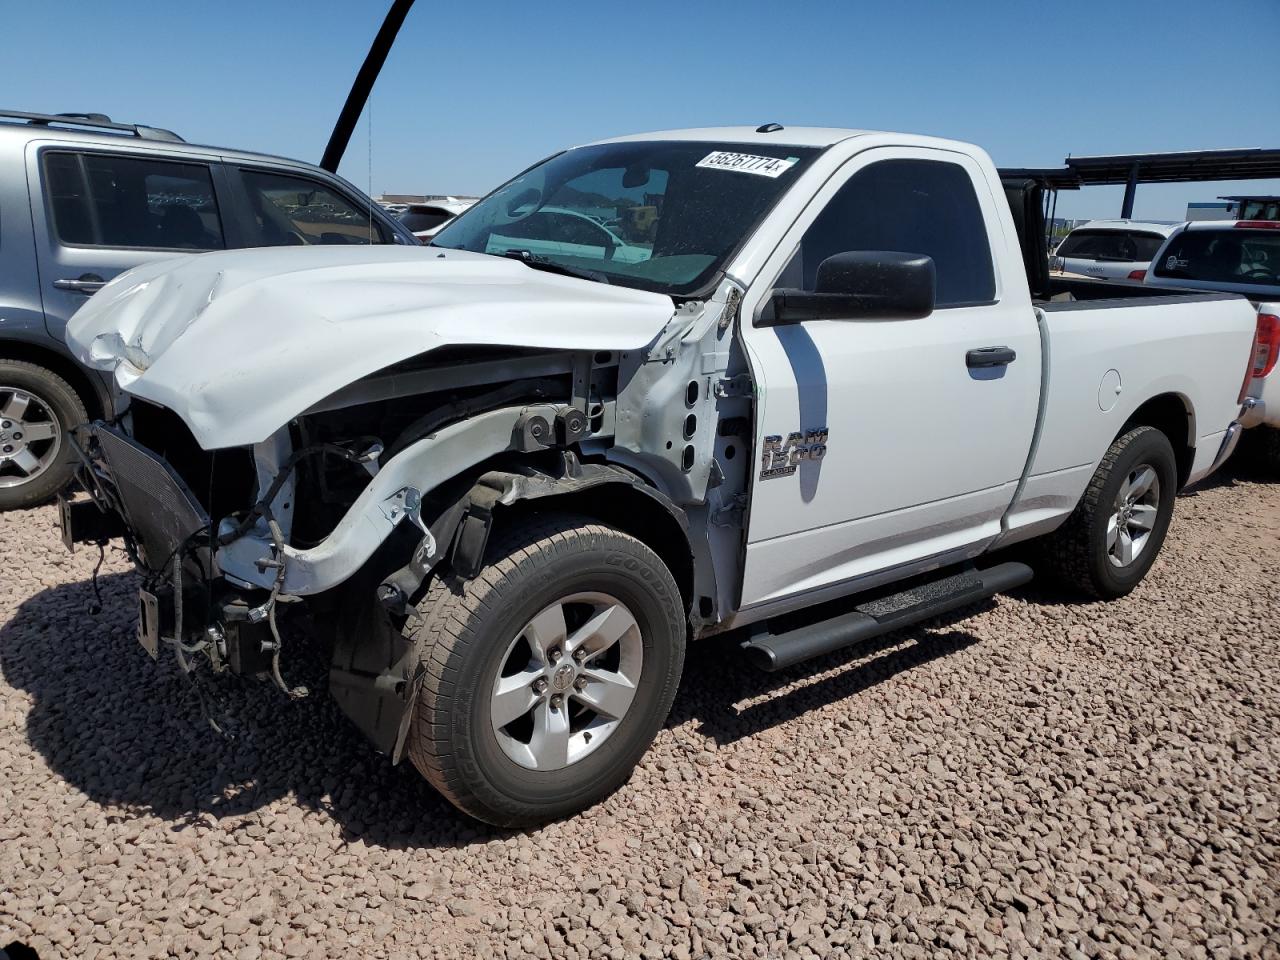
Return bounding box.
[431,141,820,296]
[1056,229,1168,262]
[1152,229,1280,287]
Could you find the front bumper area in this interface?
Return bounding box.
[74,422,211,576]
[65,423,277,675]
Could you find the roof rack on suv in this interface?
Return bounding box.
[0,109,184,143]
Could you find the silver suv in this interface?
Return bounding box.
[0,110,414,509]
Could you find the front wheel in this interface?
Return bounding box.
[1040,425,1177,600]
[406,513,686,827]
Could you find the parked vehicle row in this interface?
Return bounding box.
[1051,219,1179,281]
[0,109,415,509]
[61,125,1260,826]
[1045,214,1280,458]
[1145,220,1280,457]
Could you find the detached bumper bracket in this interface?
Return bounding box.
[58,493,127,551]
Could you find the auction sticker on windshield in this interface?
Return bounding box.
[696,151,799,178]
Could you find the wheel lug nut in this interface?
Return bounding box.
[574,677,587,692]
[2,446,11,454]
[532,678,547,694]
[573,648,586,662]
[0,421,9,429]
[550,694,563,709]
[11,432,20,441]
[549,647,562,664]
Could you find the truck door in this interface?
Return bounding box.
[737,147,1041,609]
[26,143,228,343]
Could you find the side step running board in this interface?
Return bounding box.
[741,561,1033,672]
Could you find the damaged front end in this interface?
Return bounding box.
[67,417,313,703]
[61,247,754,768]
[66,393,440,749]
[62,345,675,760]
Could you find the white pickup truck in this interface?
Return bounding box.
[62,126,1258,826]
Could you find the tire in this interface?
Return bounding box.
[0,360,88,512]
[1040,425,1177,601]
[407,513,686,827]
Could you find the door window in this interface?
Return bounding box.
[782,158,996,308]
[240,169,387,246]
[43,151,224,250]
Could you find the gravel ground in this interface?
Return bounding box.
[1,462,1278,960]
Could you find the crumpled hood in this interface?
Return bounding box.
[67,245,675,449]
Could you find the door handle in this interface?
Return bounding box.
[53,274,105,294]
[966,346,1017,368]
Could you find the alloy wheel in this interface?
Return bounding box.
[0,387,62,489]
[490,591,643,771]
[1106,463,1161,568]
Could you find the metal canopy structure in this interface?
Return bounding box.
[1000,147,1280,219]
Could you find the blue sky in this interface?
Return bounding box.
[4,0,1277,221]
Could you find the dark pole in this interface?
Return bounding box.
[320,0,416,173]
[1120,162,1139,219]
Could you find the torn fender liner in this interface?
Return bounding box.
[327,565,425,761]
[65,245,676,449]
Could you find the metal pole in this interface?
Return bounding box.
[1048,188,1059,248]
[1120,162,1139,219]
[320,0,416,173]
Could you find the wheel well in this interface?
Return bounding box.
[0,341,105,419]
[1122,393,1194,487]
[498,485,695,618]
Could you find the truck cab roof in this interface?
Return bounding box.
[590,126,888,149]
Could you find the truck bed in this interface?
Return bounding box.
[1037,275,1244,309]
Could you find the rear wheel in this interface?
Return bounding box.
[406,513,686,826]
[1040,425,1177,600]
[0,360,88,511]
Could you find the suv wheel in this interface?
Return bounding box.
[406,513,686,827]
[0,360,87,511]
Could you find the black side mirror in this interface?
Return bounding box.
[762,251,936,324]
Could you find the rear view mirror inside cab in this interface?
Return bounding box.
[759,251,936,324]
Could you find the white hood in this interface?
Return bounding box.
[67,246,676,449]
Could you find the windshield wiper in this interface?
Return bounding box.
[498,250,610,285]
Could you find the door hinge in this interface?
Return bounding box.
[714,374,753,399]
[711,493,748,527]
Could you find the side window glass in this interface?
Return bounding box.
[44,152,224,250]
[240,170,387,246]
[790,158,995,308]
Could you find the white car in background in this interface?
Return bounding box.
[1052,220,1180,281]
[396,197,476,243]
[1146,220,1280,461]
